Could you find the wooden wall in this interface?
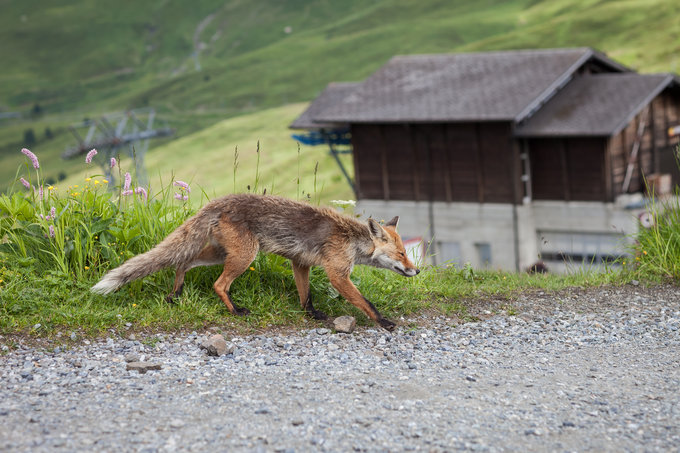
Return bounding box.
[528,137,608,201]
[609,89,680,197]
[351,122,517,203]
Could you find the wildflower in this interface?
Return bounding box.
[21,148,39,169]
[173,180,191,193]
[48,225,55,238]
[123,172,131,191]
[110,157,117,169]
[133,304,137,307]
[35,185,43,201]
[643,250,648,255]
[85,177,91,182]
[19,177,30,189]
[102,179,108,184]
[50,207,56,219]
[94,180,100,185]
[249,267,255,271]
[47,185,54,191]
[85,148,98,164]
[174,192,189,201]
[134,187,147,200]
[122,190,133,196]
[84,266,90,270]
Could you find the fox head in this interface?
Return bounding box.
[367,216,420,277]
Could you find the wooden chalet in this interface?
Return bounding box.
[291,48,680,270]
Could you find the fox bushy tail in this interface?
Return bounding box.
[91,212,213,295]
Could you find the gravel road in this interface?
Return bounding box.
[1,284,679,452]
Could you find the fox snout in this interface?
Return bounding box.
[393,262,420,277]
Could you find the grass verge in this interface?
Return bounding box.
[0,146,671,342]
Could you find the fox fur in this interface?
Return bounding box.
[91,193,419,330]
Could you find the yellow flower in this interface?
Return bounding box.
[85,178,91,182]
[48,186,55,191]
[643,250,648,255]
[94,180,100,185]
[250,267,255,271]
[102,179,109,183]
[133,303,137,307]
[74,185,79,188]
[84,266,90,270]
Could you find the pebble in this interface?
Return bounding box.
[0,286,678,452]
[333,315,356,333]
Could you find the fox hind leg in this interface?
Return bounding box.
[213,222,258,316]
[292,262,328,320]
[165,244,225,303]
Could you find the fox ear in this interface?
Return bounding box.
[384,216,399,229]
[367,218,386,240]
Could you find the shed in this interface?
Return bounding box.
[291,48,680,270]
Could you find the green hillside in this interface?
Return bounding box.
[2,0,679,196]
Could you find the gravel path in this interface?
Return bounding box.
[1,285,679,452]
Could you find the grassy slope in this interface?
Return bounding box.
[2,0,679,193]
[56,103,355,205]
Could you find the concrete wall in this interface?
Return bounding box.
[356,199,642,272]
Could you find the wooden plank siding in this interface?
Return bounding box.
[351,122,515,203]
[528,137,607,201]
[608,89,680,197]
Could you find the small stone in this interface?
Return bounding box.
[124,353,140,363]
[255,407,270,415]
[631,280,640,286]
[170,419,185,429]
[562,421,576,428]
[291,419,304,426]
[334,316,356,334]
[70,332,78,341]
[465,376,476,382]
[200,334,234,357]
[127,333,136,341]
[126,362,162,374]
[316,328,331,336]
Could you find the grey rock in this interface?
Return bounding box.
[200,334,234,357]
[333,316,356,334]
[124,353,140,363]
[126,362,162,374]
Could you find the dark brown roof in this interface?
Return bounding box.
[515,74,676,137]
[290,82,360,129]
[315,48,629,123]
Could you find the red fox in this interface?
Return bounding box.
[92,193,419,331]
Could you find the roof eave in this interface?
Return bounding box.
[609,74,675,136]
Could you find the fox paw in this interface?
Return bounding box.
[233,306,250,317]
[378,318,396,332]
[308,308,329,321]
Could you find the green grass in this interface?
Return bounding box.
[0,148,644,341]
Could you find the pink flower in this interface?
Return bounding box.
[85,148,98,164]
[122,190,133,196]
[19,177,31,189]
[110,157,117,169]
[123,172,131,191]
[174,193,189,201]
[48,225,55,238]
[134,187,147,200]
[35,185,43,201]
[173,180,191,193]
[50,207,56,219]
[21,148,39,169]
